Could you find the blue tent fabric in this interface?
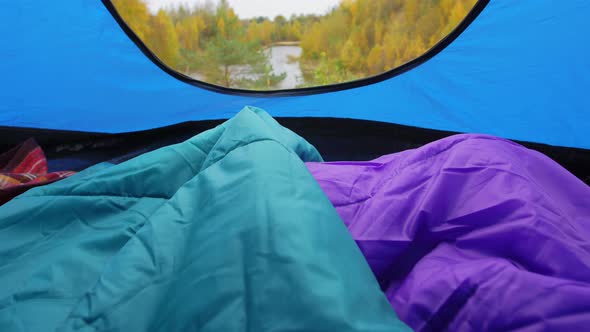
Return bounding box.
[1,0,589,149]
[0,108,410,331]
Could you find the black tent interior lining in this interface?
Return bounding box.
[1,119,589,185]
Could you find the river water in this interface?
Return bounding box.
[267,45,303,89]
[190,45,303,90]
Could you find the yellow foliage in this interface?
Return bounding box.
[148,10,180,68]
[300,23,323,58]
[382,32,397,70]
[176,16,204,51]
[340,37,364,72]
[111,0,478,88]
[366,44,384,75]
[374,21,384,45]
[217,17,226,38]
[112,0,151,40]
[404,1,420,23]
[450,1,468,27]
[350,1,359,25]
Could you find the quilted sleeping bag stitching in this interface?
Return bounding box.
[307,134,590,331]
[0,107,410,332]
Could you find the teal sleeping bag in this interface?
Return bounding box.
[0,108,410,331]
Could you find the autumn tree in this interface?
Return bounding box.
[273,15,287,41]
[111,0,476,89]
[199,1,282,88]
[147,10,180,68]
[299,0,476,86]
[112,0,151,40]
[176,15,204,52]
[366,44,384,75]
[288,20,302,41]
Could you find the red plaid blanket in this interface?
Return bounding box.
[0,139,75,205]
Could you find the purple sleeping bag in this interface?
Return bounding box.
[307,134,590,332]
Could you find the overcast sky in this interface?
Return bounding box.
[143,0,341,19]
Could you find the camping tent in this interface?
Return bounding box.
[1,1,590,331]
[1,0,589,181]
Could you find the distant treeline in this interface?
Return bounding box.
[112,0,475,89]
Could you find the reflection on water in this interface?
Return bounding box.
[190,45,302,90]
[268,46,303,89]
